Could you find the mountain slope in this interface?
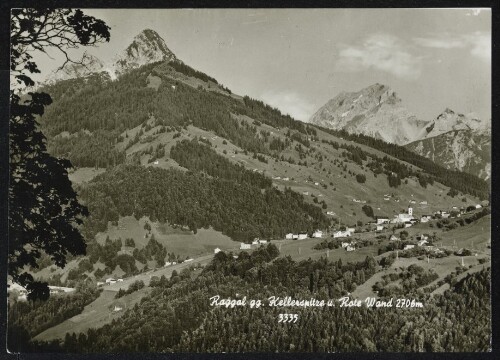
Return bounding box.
[406,128,491,180]
[309,84,430,145]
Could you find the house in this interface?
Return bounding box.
[282,177,290,181]
[292,234,299,240]
[117,279,124,282]
[376,225,384,232]
[333,230,351,238]
[105,278,116,285]
[441,212,450,219]
[285,233,294,240]
[314,182,319,186]
[171,85,176,90]
[214,247,221,254]
[113,305,123,312]
[164,262,172,267]
[389,235,400,241]
[404,244,415,250]
[346,245,356,252]
[303,191,309,196]
[252,240,259,245]
[416,234,429,241]
[475,204,482,209]
[153,160,159,165]
[312,230,323,238]
[185,258,194,262]
[346,227,355,233]
[326,211,336,216]
[384,197,390,201]
[97,281,104,286]
[404,222,413,228]
[341,242,350,248]
[240,243,251,250]
[409,200,416,204]
[420,214,432,223]
[298,233,308,240]
[417,239,428,247]
[172,262,177,265]
[258,239,268,244]
[376,216,389,225]
[419,201,428,205]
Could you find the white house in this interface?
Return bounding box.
[346,227,355,233]
[97,281,104,286]
[475,204,482,209]
[292,234,299,240]
[214,247,221,254]
[153,160,159,165]
[389,235,400,241]
[420,201,428,205]
[285,233,294,240]
[240,243,251,250]
[341,242,350,248]
[376,217,389,225]
[185,258,194,262]
[404,222,413,228]
[346,245,356,252]
[105,278,116,285]
[282,177,290,181]
[420,215,432,223]
[333,230,351,238]
[298,233,308,240]
[441,212,450,219]
[252,240,259,245]
[312,230,323,238]
[417,239,428,247]
[326,211,336,216]
[113,305,123,312]
[258,239,268,244]
[404,244,415,250]
[117,279,124,282]
[376,225,384,231]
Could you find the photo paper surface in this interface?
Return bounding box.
[7,8,491,353]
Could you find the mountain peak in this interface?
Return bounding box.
[309,83,424,145]
[45,51,104,84]
[114,29,176,74]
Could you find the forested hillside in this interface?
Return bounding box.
[22,244,490,352]
[38,59,488,201]
[78,164,329,242]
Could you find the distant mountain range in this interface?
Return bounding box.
[309,85,490,179]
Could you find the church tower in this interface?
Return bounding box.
[408,207,413,216]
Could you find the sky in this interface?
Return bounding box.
[31,8,491,122]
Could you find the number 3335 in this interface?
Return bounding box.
[278,314,298,323]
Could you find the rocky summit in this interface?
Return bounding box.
[45,51,105,84]
[44,29,177,83]
[113,29,177,76]
[308,84,429,145]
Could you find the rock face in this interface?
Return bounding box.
[406,111,491,180]
[44,29,177,83]
[309,84,429,145]
[310,84,491,179]
[45,51,105,84]
[112,29,177,76]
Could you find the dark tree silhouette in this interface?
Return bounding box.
[9,9,110,300]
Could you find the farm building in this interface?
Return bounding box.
[333,230,352,238]
[240,243,251,250]
[214,247,221,254]
[312,230,323,238]
[389,235,400,241]
[376,216,389,225]
[285,233,294,240]
[404,244,415,250]
[298,233,308,240]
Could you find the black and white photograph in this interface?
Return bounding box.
[6,6,492,353]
